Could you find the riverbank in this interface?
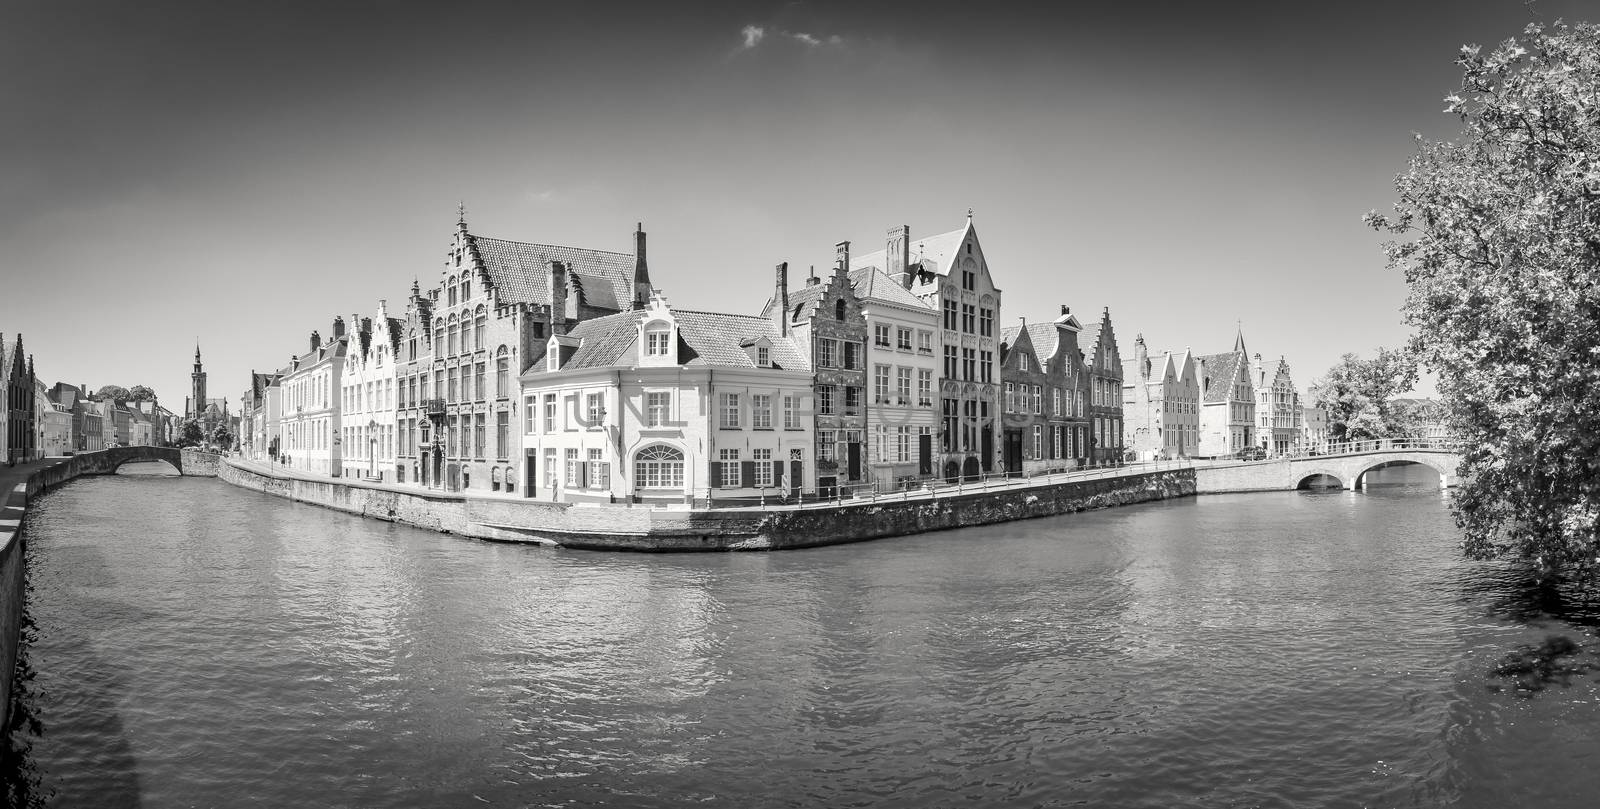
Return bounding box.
[219,456,1197,551]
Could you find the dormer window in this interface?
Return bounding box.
[757,346,771,367]
[645,326,671,357]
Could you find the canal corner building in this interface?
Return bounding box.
[519,291,815,506]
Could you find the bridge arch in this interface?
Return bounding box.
[1295,470,1345,489]
[1352,455,1454,489]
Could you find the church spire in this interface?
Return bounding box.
[1234,321,1247,355]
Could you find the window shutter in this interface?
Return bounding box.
[709,461,723,487]
[772,461,784,487]
[576,461,587,488]
[740,461,755,487]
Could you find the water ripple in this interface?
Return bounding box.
[8,472,1600,806]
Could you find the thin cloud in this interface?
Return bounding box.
[739,25,765,50]
[732,23,845,54]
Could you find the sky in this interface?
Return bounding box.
[1,0,1588,407]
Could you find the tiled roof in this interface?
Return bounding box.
[530,307,811,374]
[848,267,931,310]
[1198,352,1243,402]
[556,311,644,370]
[675,310,810,370]
[1025,323,1062,361]
[470,234,636,312]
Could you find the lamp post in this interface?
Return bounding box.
[368,418,378,479]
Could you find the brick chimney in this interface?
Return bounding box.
[548,260,569,334]
[332,316,346,340]
[309,330,321,353]
[632,223,653,309]
[774,262,790,337]
[887,225,910,283]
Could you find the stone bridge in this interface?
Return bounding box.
[1194,439,1461,494]
[50,446,221,477]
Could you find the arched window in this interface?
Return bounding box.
[475,305,487,349]
[462,277,471,301]
[490,466,502,491]
[835,299,846,320]
[447,276,458,306]
[495,346,510,397]
[408,330,416,361]
[447,314,459,356]
[635,444,685,489]
[434,327,444,357]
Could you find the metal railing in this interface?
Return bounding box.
[420,398,446,415]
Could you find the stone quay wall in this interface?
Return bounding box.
[219,457,1195,552]
[0,450,220,741]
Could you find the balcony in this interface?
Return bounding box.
[420,398,446,415]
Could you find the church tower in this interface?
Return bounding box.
[191,342,207,420]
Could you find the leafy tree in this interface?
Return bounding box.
[177,418,204,448]
[209,421,235,450]
[126,385,157,402]
[95,385,130,403]
[1367,21,1600,571]
[1308,349,1418,441]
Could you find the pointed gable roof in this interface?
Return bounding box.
[850,220,973,277]
[468,233,636,312]
[1198,352,1244,402]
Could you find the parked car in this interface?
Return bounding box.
[1238,446,1268,461]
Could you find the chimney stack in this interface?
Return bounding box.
[1060,305,1070,316]
[774,262,790,337]
[310,330,321,353]
[806,265,819,286]
[632,223,653,309]
[887,225,910,282]
[332,316,346,340]
[548,260,569,334]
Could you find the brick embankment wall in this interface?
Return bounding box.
[221,458,1196,552]
[553,469,1197,551]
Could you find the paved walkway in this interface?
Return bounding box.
[0,456,70,496]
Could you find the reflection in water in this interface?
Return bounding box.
[9,473,1600,807]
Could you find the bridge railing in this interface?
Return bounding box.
[1290,437,1463,459]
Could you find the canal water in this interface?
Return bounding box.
[7,464,1600,807]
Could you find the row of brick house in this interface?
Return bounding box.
[234,211,1145,504]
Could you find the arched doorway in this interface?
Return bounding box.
[944,460,960,483]
[961,456,980,481]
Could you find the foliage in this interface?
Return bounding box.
[209,421,235,449]
[1308,349,1418,440]
[176,418,205,448]
[1367,21,1600,571]
[126,385,157,402]
[94,385,130,403]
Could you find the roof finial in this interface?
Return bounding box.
[967,207,973,221]
[457,200,466,224]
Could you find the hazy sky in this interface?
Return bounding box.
[1,0,1585,406]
